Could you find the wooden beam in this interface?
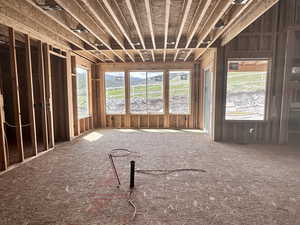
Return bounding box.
[20,0,102,62]
[71,56,80,136]
[151,50,155,62]
[1,0,80,48]
[175,0,193,49]
[185,0,212,48]
[164,0,171,62]
[54,0,121,62]
[101,0,145,62]
[37,40,49,150]
[43,44,55,148]
[279,29,294,144]
[125,0,146,49]
[185,0,232,61]
[173,50,180,62]
[221,0,279,46]
[25,34,38,156]
[0,90,8,170]
[195,0,256,60]
[125,71,130,127]
[82,0,135,62]
[7,0,101,62]
[64,52,75,140]
[0,5,68,51]
[164,69,170,128]
[9,27,24,162]
[145,0,156,50]
[212,47,225,141]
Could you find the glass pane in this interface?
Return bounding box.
[105,72,125,114]
[76,68,89,118]
[147,72,164,114]
[225,60,268,120]
[130,72,147,114]
[169,71,191,114]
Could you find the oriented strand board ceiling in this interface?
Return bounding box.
[18,0,279,63]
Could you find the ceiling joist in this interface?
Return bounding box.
[0,0,280,63]
[163,0,171,62]
[185,0,233,61]
[81,0,135,62]
[102,0,145,62]
[54,0,125,62]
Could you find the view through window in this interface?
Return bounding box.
[105,72,126,114]
[76,68,89,118]
[225,60,269,120]
[169,71,191,114]
[130,71,164,114]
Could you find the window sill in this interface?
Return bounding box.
[78,115,92,120]
[224,120,269,123]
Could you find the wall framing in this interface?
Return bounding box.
[96,62,202,129]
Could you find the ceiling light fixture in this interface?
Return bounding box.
[37,3,63,11]
[72,26,88,33]
[232,0,249,5]
[94,43,104,47]
[215,19,225,29]
[167,41,175,45]
[202,36,212,45]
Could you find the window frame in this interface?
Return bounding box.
[76,66,91,119]
[168,69,192,115]
[104,71,126,115]
[129,70,165,115]
[224,58,272,122]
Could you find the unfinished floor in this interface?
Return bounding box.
[0,129,299,225]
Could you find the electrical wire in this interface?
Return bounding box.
[107,148,207,222]
[3,127,9,163]
[109,148,140,158]
[135,168,206,175]
[128,191,137,221]
[5,121,31,128]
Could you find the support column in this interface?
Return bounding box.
[164,69,170,128]
[37,40,49,150]
[64,52,75,140]
[212,46,225,141]
[125,71,130,127]
[43,43,55,148]
[25,34,38,155]
[0,91,7,170]
[9,27,24,161]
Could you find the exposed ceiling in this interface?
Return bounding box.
[0,0,279,63]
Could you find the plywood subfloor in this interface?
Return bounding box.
[0,129,299,225]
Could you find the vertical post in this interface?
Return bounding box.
[24,34,38,156]
[91,64,97,128]
[0,91,7,170]
[279,30,294,144]
[64,52,75,140]
[212,46,225,141]
[37,40,49,150]
[71,55,80,136]
[9,27,24,162]
[164,69,169,128]
[125,71,130,127]
[43,43,55,147]
[99,69,106,128]
[130,160,135,189]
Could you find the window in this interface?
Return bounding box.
[169,71,191,114]
[225,60,269,120]
[76,67,89,118]
[105,72,125,114]
[130,71,164,114]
